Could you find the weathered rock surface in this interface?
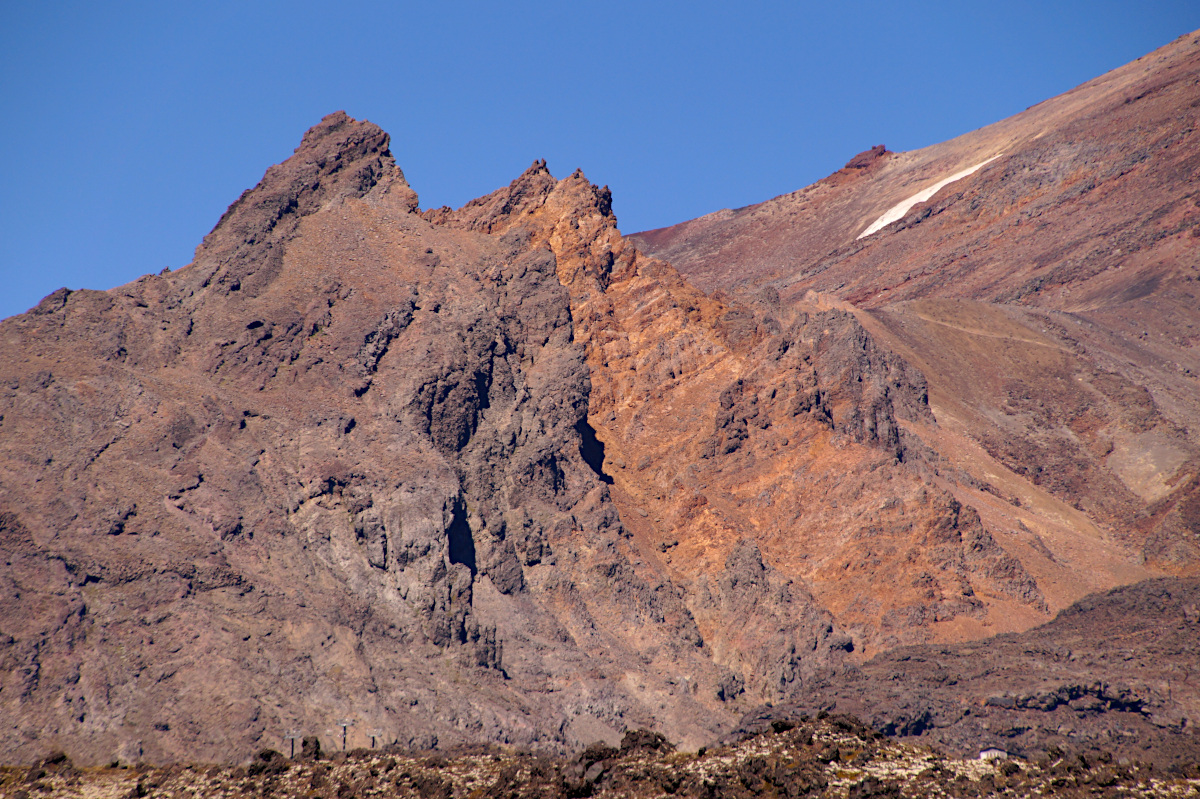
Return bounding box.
[0,112,1041,765]
[737,577,1200,769]
[3,30,1200,768]
[426,159,1051,667]
[0,113,733,764]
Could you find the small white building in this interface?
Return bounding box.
[979,748,1009,761]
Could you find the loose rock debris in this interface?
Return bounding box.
[5,716,1198,799]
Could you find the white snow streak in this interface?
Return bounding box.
[857,154,1002,239]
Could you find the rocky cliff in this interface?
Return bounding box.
[427,160,1051,662]
[2,30,1199,768]
[0,113,733,764]
[0,112,1047,766]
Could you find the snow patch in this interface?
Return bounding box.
[857,155,1002,239]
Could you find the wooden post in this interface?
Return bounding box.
[336,719,353,751]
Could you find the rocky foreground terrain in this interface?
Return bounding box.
[737,577,1200,771]
[5,717,1199,799]
[1,28,1198,772]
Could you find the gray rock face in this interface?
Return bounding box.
[691,541,854,699]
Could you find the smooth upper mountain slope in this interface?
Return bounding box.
[632,31,1200,308]
[632,31,1200,590]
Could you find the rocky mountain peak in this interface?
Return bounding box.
[294,109,385,153]
[420,158,615,236]
[0,116,744,764]
[191,111,416,297]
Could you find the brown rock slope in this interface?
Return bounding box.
[738,577,1200,769]
[0,114,1079,766]
[632,33,1200,603]
[5,116,1015,764]
[0,114,745,764]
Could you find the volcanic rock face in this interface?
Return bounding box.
[2,32,1199,767]
[0,114,737,764]
[630,32,1200,592]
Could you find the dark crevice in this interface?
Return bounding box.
[576,419,613,484]
[446,496,477,574]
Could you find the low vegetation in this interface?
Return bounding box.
[5,716,1198,799]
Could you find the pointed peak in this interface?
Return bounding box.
[522,158,551,177]
[295,111,390,160]
[422,157,619,236]
[192,112,414,296]
[507,159,555,195]
[559,169,613,220]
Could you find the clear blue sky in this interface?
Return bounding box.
[2,2,1197,320]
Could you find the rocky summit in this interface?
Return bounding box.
[2,31,1200,775]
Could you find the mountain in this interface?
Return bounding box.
[0,113,757,764]
[2,32,1199,767]
[630,30,1200,584]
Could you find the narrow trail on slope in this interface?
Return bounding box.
[907,311,1075,354]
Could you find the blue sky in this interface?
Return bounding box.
[2,2,1197,320]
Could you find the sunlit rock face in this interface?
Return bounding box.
[0,113,734,764]
[3,30,1200,767]
[632,32,1200,613]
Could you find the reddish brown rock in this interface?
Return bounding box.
[631,32,1200,613]
[3,30,1200,769]
[426,157,1051,665]
[0,114,733,764]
